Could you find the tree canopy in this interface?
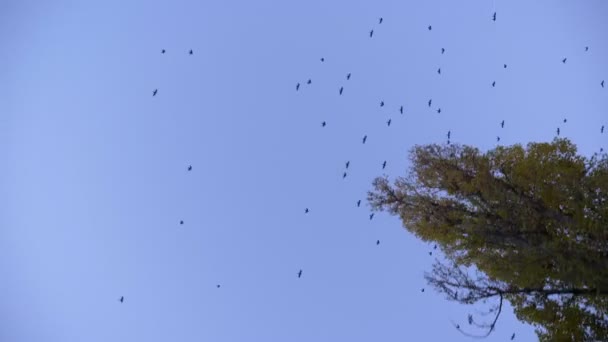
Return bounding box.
[368,138,608,341]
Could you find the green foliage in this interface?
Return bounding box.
[368,138,608,340]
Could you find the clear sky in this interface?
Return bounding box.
[1,0,607,341]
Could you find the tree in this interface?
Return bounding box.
[367,138,608,340]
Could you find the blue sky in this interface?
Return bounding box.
[1,0,606,341]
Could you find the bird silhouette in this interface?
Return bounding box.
[511,333,516,340]
[379,17,383,24]
[298,270,302,278]
[305,208,309,214]
[447,139,450,145]
[357,200,361,207]
[563,118,567,123]
[370,30,374,38]
[437,68,441,74]
[429,251,432,256]
[307,79,312,84]
[492,81,496,87]
[119,296,124,303]
[339,87,344,95]
[346,161,350,169]
[362,135,368,144]
[504,64,507,68]
[153,89,158,96]
[434,244,437,249]
[382,161,387,169]
[428,99,432,107]
[217,284,221,288]
[441,48,445,54]
[562,57,567,64]
[585,46,589,51]
[447,131,451,139]
[602,125,605,133]
[492,12,496,21]
[501,120,505,128]
[347,73,351,80]
[421,288,425,292]
[497,136,501,142]
[400,106,403,114]
[387,119,392,126]
[189,49,193,55]
[161,49,166,54]
[187,165,192,171]
[428,25,432,30]
[343,172,347,179]
[456,324,460,329]
[380,101,384,107]
[557,127,560,136]
[437,108,441,114]
[369,213,374,220]
[376,240,380,245]
[468,314,473,325]
[601,80,605,88]
[320,57,325,62]
[322,121,326,127]
[296,83,300,91]
[180,220,184,225]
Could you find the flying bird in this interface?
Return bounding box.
[601,80,605,88]
[511,333,516,340]
[362,135,368,144]
[428,25,432,30]
[382,161,387,169]
[434,244,437,249]
[437,108,441,114]
[296,83,300,91]
[357,200,361,207]
[180,220,184,225]
[217,285,221,288]
[380,100,384,107]
[369,213,374,220]
[322,121,326,127]
[504,64,507,68]
[343,172,347,179]
[492,81,496,87]
[447,131,451,139]
[557,127,560,136]
[437,68,441,74]
[339,86,344,95]
[563,118,567,123]
[119,296,124,303]
[346,161,350,169]
[320,57,325,62]
[421,288,425,292]
[497,136,501,142]
[153,89,158,96]
[562,57,567,64]
[379,17,383,24]
[187,165,192,171]
[400,106,403,114]
[387,119,392,126]
[189,49,193,55]
[602,125,605,133]
[492,12,496,21]
[305,208,309,214]
[370,30,374,38]
[347,73,351,80]
[298,270,302,278]
[429,251,432,256]
[307,79,312,84]
[585,46,589,52]
[468,314,473,325]
[161,49,166,54]
[456,324,460,329]
[428,99,432,107]
[501,120,505,128]
[376,240,380,245]
[441,48,445,54]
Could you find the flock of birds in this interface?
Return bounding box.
[120,10,606,341]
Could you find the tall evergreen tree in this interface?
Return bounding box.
[368,138,608,340]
